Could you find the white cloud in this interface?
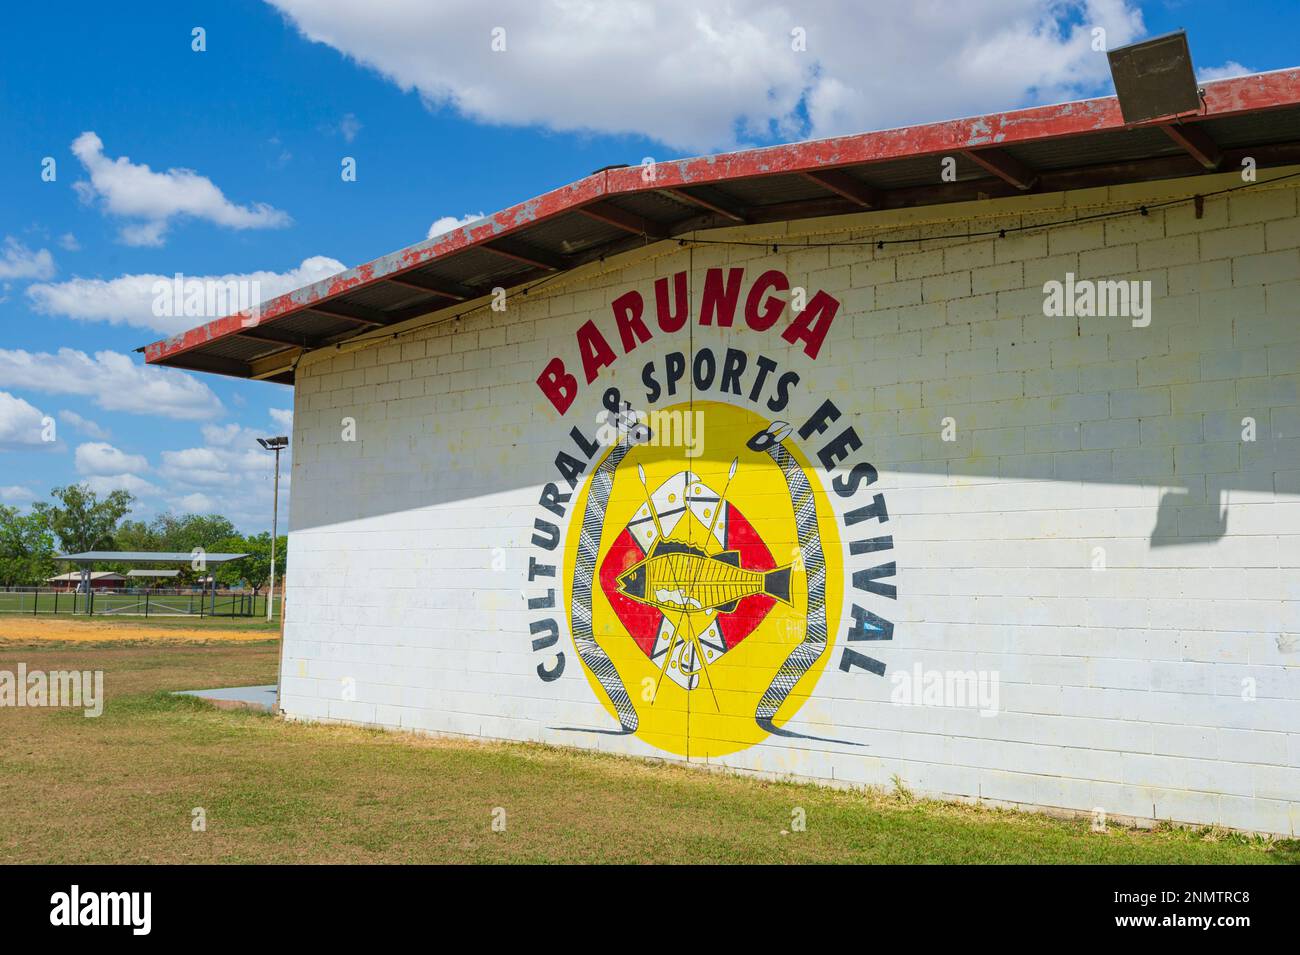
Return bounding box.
[0,485,36,503]
[70,131,293,246]
[75,441,148,477]
[337,113,362,142]
[58,409,110,440]
[175,492,216,513]
[269,136,293,169]
[58,233,80,252]
[1198,61,1252,82]
[269,407,294,431]
[159,447,228,487]
[428,213,485,239]
[26,255,346,335]
[83,473,160,496]
[0,348,223,421]
[163,423,284,488]
[117,221,169,248]
[200,423,244,448]
[0,391,52,450]
[159,421,290,529]
[268,0,1145,153]
[0,237,55,280]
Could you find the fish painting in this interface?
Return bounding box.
[616,539,792,613]
[594,456,803,700]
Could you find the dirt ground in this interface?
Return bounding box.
[0,615,275,643]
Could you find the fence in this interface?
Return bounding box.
[0,588,267,618]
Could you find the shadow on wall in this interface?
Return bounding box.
[862,422,1290,548]
[282,242,1300,545]
[1150,487,1227,545]
[285,362,1297,552]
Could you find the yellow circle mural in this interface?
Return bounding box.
[563,400,843,758]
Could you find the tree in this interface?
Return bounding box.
[107,518,163,577]
[153,513,239,584]
[0,505,58,586]
[32,485,134,555]
[13,486,284,593]
[153,513,237,554]
[213,531,286,595]
[114,518,162,553]
[103,512,240,582]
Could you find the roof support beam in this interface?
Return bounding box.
[960,147,1040,190]
[657,187,749,223]
[380,300,460,326]
[482,238,568,271]
[741,141,1300,225]
[576,201,670,239]
[1159,122,1223,170]
[236,328,315,348]
[249,348,303,381]
[800,169,882,208]
[303,302,390,327]
[165,354,253,378]
[383,273,478,301]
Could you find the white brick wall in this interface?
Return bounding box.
[281,169,1300,836]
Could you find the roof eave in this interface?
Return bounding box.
[141,67,1300,378]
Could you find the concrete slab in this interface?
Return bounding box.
[175,684,277,713]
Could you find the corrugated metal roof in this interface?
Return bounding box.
[142,67,1300,384]
[59,551,251,563]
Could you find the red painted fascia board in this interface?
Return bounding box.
[605,68,1300,192]
[143,68,1300,369]
[143,172,609,365]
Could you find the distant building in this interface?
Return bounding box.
[126,569,180,588]
[46,571,126,591]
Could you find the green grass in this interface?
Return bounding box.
[1,639,1296,864]
[0,590,276,619]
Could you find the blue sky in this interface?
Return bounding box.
[1,0,1296,532]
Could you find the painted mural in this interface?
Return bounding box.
[522,267,899,757]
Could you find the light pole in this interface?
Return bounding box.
[257,436,289,621]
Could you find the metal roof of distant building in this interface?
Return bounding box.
[141,68,1300,385]
[47,571,127,581]
[59,551,250,563]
